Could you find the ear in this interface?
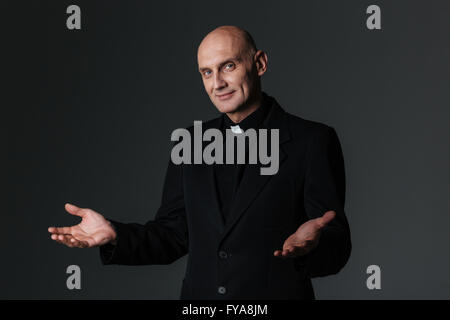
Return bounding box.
[254,50,268,76]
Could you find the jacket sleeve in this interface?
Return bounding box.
[294,126,352,278]
[99,158,189,265]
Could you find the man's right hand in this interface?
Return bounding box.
[48,203,117,248]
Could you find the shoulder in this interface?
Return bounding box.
[282,112,344,167]
[283,110,338,143]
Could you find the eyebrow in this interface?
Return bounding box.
[198,56,242,72]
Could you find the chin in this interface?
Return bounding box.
[213,97,245,114]
[219,105,239,114]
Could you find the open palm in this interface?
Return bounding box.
[274,210,336,258]
[48,203,116,248]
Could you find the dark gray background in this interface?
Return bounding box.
[4,0,450,299]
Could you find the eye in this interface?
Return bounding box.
[225,63,235,70]
[203,70,212,76]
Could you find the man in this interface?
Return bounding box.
[48,25,351,300]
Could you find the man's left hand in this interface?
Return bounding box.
[274,210,336,258]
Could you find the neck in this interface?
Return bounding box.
[226,91,263,124]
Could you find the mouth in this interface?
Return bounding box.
[216,90,235,101]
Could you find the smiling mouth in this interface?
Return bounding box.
[216,91,235,100]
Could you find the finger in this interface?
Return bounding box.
[275,251,288,259]
[278,248,292,258]
[274,250,289,258]
[52,235,74,247]
[281,250,291,258]
[48,226,72,235]
[317,210,336,229]
[283,246,306,258]
[51,233,87,248]
[57,234,73,246]
[69,237,89,248]
[65,203,86,218]
[59,234,72,246]
[62,234,81,248]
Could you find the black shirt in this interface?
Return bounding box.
[214,92,272,224]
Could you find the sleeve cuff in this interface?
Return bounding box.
[99,220,119,265]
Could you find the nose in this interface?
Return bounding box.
[213,72,226,91]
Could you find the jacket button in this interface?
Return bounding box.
[218,286,227,294]
[218,251,228,259]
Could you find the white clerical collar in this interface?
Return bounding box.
[230,124,243,134]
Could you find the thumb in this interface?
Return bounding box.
[317,210,336,229]
[65,203,85,218]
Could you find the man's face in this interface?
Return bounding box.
[197,33,257,114]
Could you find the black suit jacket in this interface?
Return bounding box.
[100,96,352,300]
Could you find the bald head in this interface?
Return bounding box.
[198,26,257,61]
[197,26,268,122]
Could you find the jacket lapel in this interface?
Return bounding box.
[219,99,291,243]
[200,117,226,234]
